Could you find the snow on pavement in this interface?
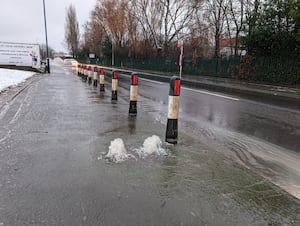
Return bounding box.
[0,68,36,92]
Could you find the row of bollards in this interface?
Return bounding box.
[77,64,106,92]
[76,64,180,144]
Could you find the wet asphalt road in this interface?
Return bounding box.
[0,63,299,225]
[117,72,300,153]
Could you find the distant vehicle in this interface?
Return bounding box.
[64,58,78,67]
[0,41,41,69]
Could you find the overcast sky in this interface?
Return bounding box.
[0,0,96,52]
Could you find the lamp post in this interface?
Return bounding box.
[42,0,50,73]
[111,38,114,66]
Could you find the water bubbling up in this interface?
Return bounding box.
[104,135,168,163]
[105,138,133,163]
[134,135,167,158]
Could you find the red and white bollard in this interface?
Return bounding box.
[129,73,138,116]
[83,65,88,81]
[88,66,92,84]
[165,76,181,144]
[77,64,80,76]
[99,68,105,92]
[111,71,118,101]
[93,66,98,87]
[81,65,84,78]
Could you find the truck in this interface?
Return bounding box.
[0,41,41,69]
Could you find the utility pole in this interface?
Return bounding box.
[111,39,114,66]
[43,0,50,73]
[177,40,183,79]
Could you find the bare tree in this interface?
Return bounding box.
[94,0,126,43]
[188,1,212,58]
[125,2,141,57]
[133,0,200,56]
[78,0,260,59]
[64,5,80,57]
[226,0,249,55]
[205,0,228,57]
[132,0,164,49]
[93,0,129,57]
[81,11,105,57]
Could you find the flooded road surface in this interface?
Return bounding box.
[117,72,300,200]
[0,63,299,225]
[117,73,300,153]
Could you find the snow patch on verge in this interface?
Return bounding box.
[0,68,35,92]
[104,135,168,163]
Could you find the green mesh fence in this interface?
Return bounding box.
[77,55,299,85]
[78,56,240,77]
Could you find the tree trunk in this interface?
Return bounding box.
[214,31,220,58]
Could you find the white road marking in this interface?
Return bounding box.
[9,100,24,124]
[0,104,10,120]
[121,73,163,85]
[123,73,238,100]
[182,87,240,101]
[0,136,7,143]
[139,78,163,85]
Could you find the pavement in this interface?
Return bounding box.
[0,64,299,225]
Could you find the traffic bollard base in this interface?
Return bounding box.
[129,101,137,116]
[111,90,118,101]
[100,84,105,92]
[165,119,178,144]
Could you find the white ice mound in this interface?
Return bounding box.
[105,138,133,163]
[135,135,167,158]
